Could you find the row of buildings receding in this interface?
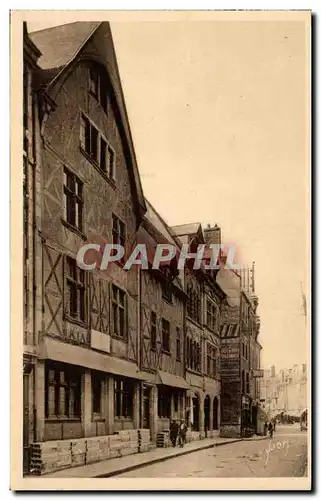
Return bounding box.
[22,21,262,475]
[260,364,307,420]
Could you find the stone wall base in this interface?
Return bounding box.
[29,429,152,476]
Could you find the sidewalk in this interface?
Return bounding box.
[43,435,268,478]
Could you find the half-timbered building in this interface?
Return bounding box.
[138,200,188,440]
[171,223,224,440]
[22,20,262,475]
[24,21,150,471]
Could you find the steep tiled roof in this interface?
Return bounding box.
[144,199,179,247]
[28,21,147,222]
[29,22,100,72]
[171,222,201,236]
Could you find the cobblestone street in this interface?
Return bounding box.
[118,425,307,478]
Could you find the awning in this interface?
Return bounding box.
[157,370,190,390]
[40,336,146,380]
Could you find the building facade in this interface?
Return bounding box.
[172,223,224,440]
[22,21,262,474]
[217,258,262,438]
[261,364,307,420]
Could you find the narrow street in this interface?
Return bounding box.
[118,425,308,478]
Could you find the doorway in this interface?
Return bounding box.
[192,394,200,431]
[213,396,219,430]
[142,385,151,429]
[204,395,210,435]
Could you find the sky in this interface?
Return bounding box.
[26,14,310,371]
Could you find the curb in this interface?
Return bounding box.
[95,437,264,478]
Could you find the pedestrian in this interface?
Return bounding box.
[264,422,268,436]
[169,419,179,447]
[178,420,187,448]
[268,421,274,439]
[273,419,276,432]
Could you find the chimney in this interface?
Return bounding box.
[204,223,221,245]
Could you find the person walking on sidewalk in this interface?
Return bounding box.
[264,422,268,436]
[268,421,274,439]
[169,420,179,447]
[178,420,187,448]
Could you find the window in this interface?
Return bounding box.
[112,285,126,339]
[242,370,245,393]
[114,378,134,418]
[89,68,99,98]
[242,302,249,325]
[187,284,201,323]
[186,337,201,372]
[207,344,217,377]
[92,373,102,415]
[112,214,126,261]
[88,66,108,112]
[151,311,157,351]
[206,300,217,331]
[66,256,86,322]
[246,372,250,394]
[63,168,83,232]
[162,279,172,303]
[176,327,181,361]
[158,387,171,418]
[80,114,115,179]
[161,318,170,353]
[45,362,81,419]
[242,340,248,360]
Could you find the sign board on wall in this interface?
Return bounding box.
[221,344,240,359]
[91,329,111,353]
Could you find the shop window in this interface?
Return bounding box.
[114,378,134,418]
[174,393,179,413]
[45,362,81,419]
[92,373,102,416]
[158,387,171,418]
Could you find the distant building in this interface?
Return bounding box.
[260,364,307,419]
